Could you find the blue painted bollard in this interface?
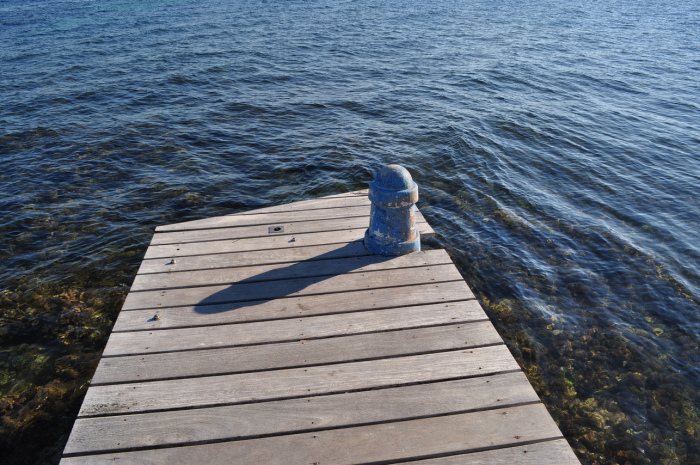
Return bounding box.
[364,164,420,256]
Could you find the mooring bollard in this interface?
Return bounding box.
[364,164,420,256]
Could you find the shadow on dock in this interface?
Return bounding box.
[193,241,391,314]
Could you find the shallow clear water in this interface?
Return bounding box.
[1,0,699,463]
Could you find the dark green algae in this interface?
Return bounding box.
[0,265,131,464]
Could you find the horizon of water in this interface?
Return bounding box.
[1,0,699,464]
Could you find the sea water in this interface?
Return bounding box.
[1,0,699,463]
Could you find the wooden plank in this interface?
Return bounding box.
[93,322,499,384]
[130,249,453,292]
[79,345,520,416]
[102,303,480,356]
[417,210,435,235]
[144,221,434,260]
[122,261,464,310]
[407,440,581,465]
[154,205,372,233]
[113,281,479,331]
[64,372,538,455]
[136,241,372,274]
[62,404,562,464]
[150,210,432,245]
[151,215,374,245]
[192,190,370,219]
[230,193,370,216]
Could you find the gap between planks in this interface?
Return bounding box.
[111,296,482,335]
[154,209,370,240]
[112,280,478,331]
[229,198,370,217]
[153,190,377,232]
[149,218,431,247]
[93,320,500,384]
[143,226,433,260]
[221,191,371,217]
[162,190,370,223]
[61,404,564,465]
[63,372,538,456]
[65,440,580,465]
[150,213,432,245]
[153,199,419,233]
[102,301,488,356]
[136,240,375,274]
[129,249,453,292]
[78,345,520,417]
[122,260,465,311]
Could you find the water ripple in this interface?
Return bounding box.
[1,0,700,463]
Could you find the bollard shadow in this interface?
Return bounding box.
[193,241,393,314]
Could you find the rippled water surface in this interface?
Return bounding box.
[1,0,699,463]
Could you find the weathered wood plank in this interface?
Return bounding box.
[103,303,480,356]
[230,193,371,216]
[113,281,479,331]
[79,345,520,416]
[144,228,365,259]
[130,249,453,292]
[154,204,371,232]
[94,322,499,384]
[64,372,537,455]
[175,190,370,220]
[137,241,372,275]
[151,215,373,245]
[150,210,432,245]
[62,404,561,464]
[122,261,464,310]
[407,439,581,464]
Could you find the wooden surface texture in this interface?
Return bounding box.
[61,190,580,464]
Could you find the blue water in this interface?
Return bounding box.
[1,0,699,463]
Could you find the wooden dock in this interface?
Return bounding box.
[61,190,581,464]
